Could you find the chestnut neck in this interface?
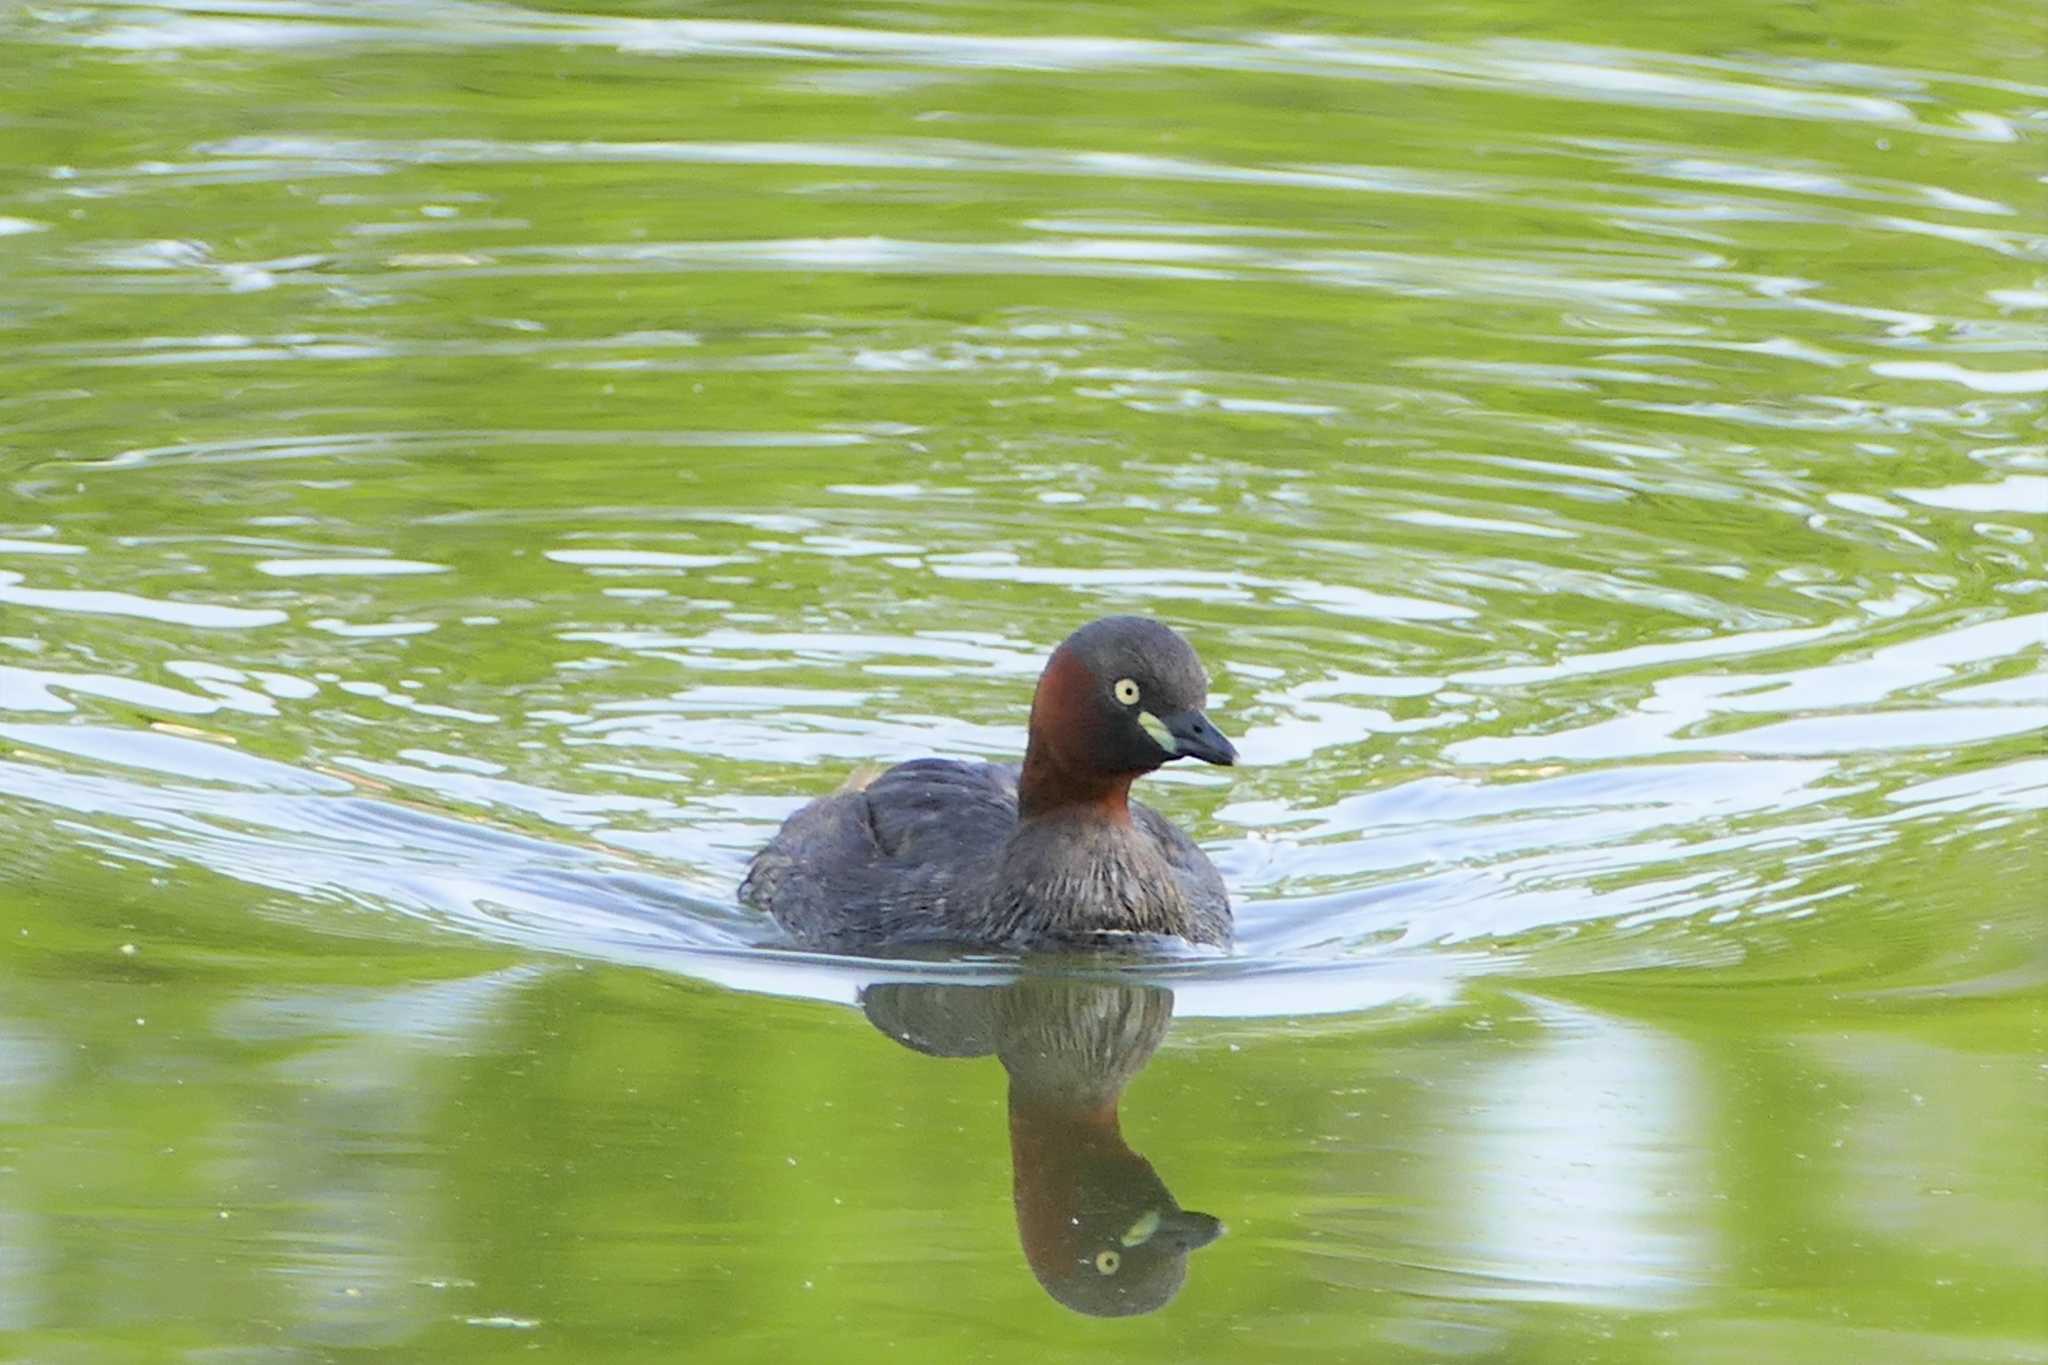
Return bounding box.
[1016,645,1143,824]
[1017,738,1135,824]
[1010,1091,1130,1279]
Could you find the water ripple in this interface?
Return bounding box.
[2,0,2040,1021]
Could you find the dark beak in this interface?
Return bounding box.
[1160,1209,1224,1252]
[1160,708,1237,766]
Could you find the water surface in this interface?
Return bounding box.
[1,0,2043,1358]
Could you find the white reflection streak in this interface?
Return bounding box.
[1435,999,1710,1308]
[0,1022,59,1330]
[216,969,545,1347]
[0,570,287,629]
[49,3,2027,140]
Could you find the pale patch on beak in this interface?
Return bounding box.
[1121,1208,1162,1247]
[1137,710,1179,754]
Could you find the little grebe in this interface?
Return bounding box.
[741,616,1238,949]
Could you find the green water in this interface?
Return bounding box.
[2,0,2044,1358]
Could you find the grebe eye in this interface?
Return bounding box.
[1113,678,1141,706]
[1094,1249,1121,1275]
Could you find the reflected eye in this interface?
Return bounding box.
[1094,1250,1121,1275]
[1113,678,1141,706]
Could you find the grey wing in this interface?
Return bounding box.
[1132,800,1232,947]
[862,759,1019,865]
[740,759,1019,946]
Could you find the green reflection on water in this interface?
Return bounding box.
[2,859,2041,1359]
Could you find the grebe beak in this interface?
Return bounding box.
[1151,708,1237,766]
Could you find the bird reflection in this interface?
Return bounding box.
[861,978,1223,1316]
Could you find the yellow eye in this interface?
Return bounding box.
[1113,678,1141,706]
[1094,1250,1121,1275]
